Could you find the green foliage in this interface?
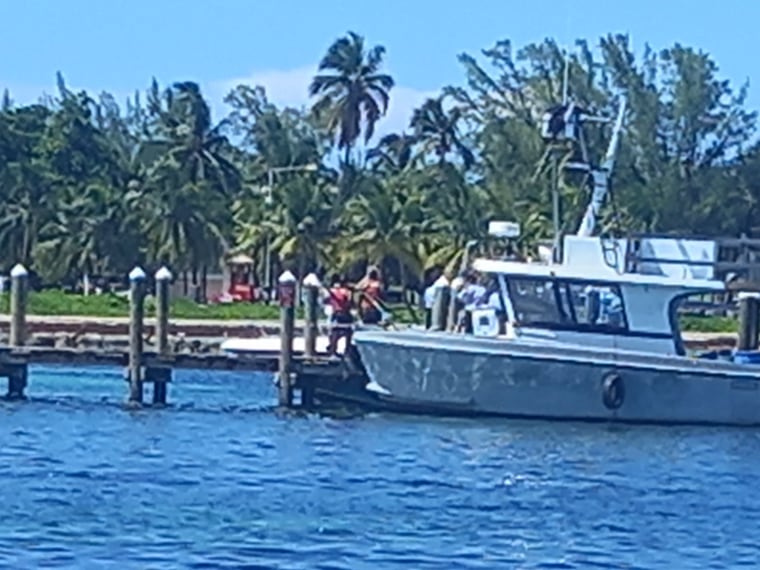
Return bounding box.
[679,314,738,333]
[1,31,759,304]
[0,290,286,320]
[309,31,394,162]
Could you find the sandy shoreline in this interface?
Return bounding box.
[0,314,738,350]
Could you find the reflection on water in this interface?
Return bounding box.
[0,364,759,568]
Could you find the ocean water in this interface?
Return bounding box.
[1,366,760,569]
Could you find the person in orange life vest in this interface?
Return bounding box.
[325,273,354,355]
[356,266,384,324]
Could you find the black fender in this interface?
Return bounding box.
[602,372,625,410]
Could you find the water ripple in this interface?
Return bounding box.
[0,365,759,568]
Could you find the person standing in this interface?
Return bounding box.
[325,274,354,355]
[356,267,384,325]
[423,269,445,329]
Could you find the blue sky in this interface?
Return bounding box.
[2,0,758,139]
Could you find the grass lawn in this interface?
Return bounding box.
[0,289,422,322]
[679,314,738,333]
[0,290,286,320]
[0,290,741,332]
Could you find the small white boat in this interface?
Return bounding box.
[220,334,349,356]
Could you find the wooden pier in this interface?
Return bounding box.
[0,265,367,408]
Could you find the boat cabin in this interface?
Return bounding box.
[469,236,726,356]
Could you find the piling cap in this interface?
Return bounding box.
[128,266,147,281]
[278,270,296,283]
[433,275,449,288]
[155,266,173,281]
[10,264,28,278]
[303,272,321,287]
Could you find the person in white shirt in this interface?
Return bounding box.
[423,271,449,329]
[456,272,487,333]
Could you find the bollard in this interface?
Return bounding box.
[303,273,321,360]
[738,293,760,351]
[9,264,28,347]
[430,276,450,331]
[128,266,146,405]
[153,266,172,405]
[278,270,297,407]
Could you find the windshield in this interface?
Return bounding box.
[506,276,628,331]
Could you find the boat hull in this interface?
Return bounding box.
[351,330,760,426]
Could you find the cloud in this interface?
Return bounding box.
[210,65,437,140]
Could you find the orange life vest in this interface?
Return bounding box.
[329,286,352,314]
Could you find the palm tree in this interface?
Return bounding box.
[309,31,394,163]
[142,81,240,298]
[420,170,491,275]
[224,84,325,169]
[147,81,240,194]
[34,182,137,282]
[366,133,418,174]
[338,176,425,278]
[267,177,337,272]
[410,96,474,169]
[0,161,53,267]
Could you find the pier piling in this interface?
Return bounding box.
[152,266,172,405]
[277,270,296,407]
[430,276,450,331]
[303,273,321,360]
[6,264,29,399]
[9,264,28,348]
[301,273,321,408]
[127,266,146,406]
[738,293,760,350]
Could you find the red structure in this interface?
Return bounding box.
[227,254,256,302]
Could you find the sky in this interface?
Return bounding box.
[2,0,759,141]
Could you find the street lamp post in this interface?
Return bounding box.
[263,163,318,302]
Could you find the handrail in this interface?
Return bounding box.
[630,257,760,270]
[627,232,760,248]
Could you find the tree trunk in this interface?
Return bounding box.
[343,144,351,166]
[191,267,200,303]
[22,215,35,266]
[182,271,189,296]
[296,244,305,308]
[200,265,208,304]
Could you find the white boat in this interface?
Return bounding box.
[350,87,760,426]
[352,233,760,425]
[220,334,348,356]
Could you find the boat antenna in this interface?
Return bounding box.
[575,95,627,237]
[562,47,570,105]
[548,47,571,262]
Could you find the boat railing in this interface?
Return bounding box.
[624,233,760,292]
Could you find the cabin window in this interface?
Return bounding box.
[507,278,571,325]
[506,277,628,331]
[564,282,627,329]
